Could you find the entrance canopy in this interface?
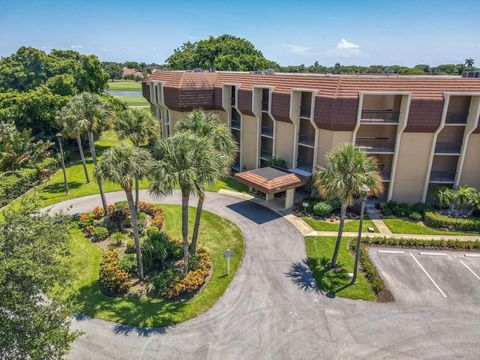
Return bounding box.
[234,167,309,195]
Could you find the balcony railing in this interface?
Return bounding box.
[298,133,315,146]
[296,160,313,172]
[430,171,456,182]
[435,142,462,154]
[300,106,311,118]
[361,110,400,123]
[356,138,395,152]
[230,119,241,129]
[261,126,273,137]
[260,149,272,159]
[380,172,391,181]
[445,112,468,124]
[261,101,269,111]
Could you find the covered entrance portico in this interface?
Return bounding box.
[234,167,309,209]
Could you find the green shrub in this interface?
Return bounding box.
[0,168,41,207]
[125,239,135,254]
[424,212,480,232]
[151,268,181,296]
[109,232,124,247]
[351,242,385,294]
[409,212,423,221]
[411,202,432,215]
[142,231,169,272]
[93,226,109,242]
[329,198,342,211]
[99,250,131,295]
[35,157,58,176]
[312,201,333,217]
[119,253,138,275]
[362,235,480,250]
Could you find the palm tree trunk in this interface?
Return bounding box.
[135,175,139,213]
[331,203,347,268]
[190,194,204,256]
[88,131,108,212]
[126,190,144,280]
[181,189,190,276]
[76,136,90,183]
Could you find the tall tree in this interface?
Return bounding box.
[465,58,475,68]
[96,144,152,280]
[0,203,79,358]
[56,109,90,183]
[149,132,217,275]
[314,144,383,268]
[114,108,159,211]
[176,110,237,255]
[61,93,112,211]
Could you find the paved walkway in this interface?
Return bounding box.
[365,204,393,235]
[46,190,480,359]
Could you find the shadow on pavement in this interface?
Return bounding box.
[286,259,321,294]
[227,200,280,224]
[113,324,168,337]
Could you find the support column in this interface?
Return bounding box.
[266,193,275,201]
[285,188,295,209]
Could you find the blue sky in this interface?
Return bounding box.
[1,0,479,66]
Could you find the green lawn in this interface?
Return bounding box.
[107,80,142,91]
[302,216,379,233]
[69,205,244,327]
[305,236,376,301]
[116,95,149,107]
[383,218,479,236]
[4,130,248,210]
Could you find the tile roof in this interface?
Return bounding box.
[234,167,308,194]
[146,71,480,100]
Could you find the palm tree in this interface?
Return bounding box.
[454,186,477,215]
[176,110,237,255]
[96,144,152,280]
[63,93,112,212]
[434,186,454,209]
[114,108,159,212]
[314,143,383,268]
[56,109,90,183]
[465,58,475,68]
[149,131,217,276]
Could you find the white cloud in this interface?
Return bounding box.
[71,45,83,49]
[283,44,312,56]
[101,48,109,52]
[327,39,361,58]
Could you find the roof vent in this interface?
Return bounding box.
[462,71,480,78]
[193,68,203,73]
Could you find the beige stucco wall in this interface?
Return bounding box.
[459,133,480,189]
[275,121,295,168]
[316,129,353,168]
[392,132,434,203]
[241,115,258,170]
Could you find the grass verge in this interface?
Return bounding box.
[305,236,375,301]
[70,204,244,327]
[302,216,378,233]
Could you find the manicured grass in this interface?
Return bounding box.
[305,236,376,301]
[4,130,248,210]
[69,205,244,327]
[107,80,142,91]
[116,95,149,107]
[302,216,379,233]
[383,218,479,236]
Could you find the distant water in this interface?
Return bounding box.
[105,90,142,97]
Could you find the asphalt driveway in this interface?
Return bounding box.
[47,191,480,359]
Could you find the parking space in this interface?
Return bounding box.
[368,247,480,306]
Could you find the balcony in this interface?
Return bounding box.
[445,112,468,124]
[430,171,456,183]
[380,172,391,181]
[261,126,273,137]
[261,101,269,112]
[298,133,315,147]
[356,138,395,153]
[231,97,236,106]
[300,106,311,118]
[435,142,462,154]
[230,119,241,130]
[361,110,400,123]
[260,149,272,159]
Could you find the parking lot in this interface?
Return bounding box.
[368,247,480,306]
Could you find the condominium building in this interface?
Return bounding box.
[142,71,480,204]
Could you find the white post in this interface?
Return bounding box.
[266,193,275,201]
[285,188,295,209]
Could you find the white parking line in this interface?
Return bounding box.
[419,252,447,256]
[459,260,480,281]
[378,250,405,254]
[464,254,480,258]
[409,253,447,298]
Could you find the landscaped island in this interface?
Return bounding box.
[69,202,244,327]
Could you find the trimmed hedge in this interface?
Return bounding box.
[351,242,386,295]
[424,211,480,232]
[362,235,480,250]
[0,168,40,207]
